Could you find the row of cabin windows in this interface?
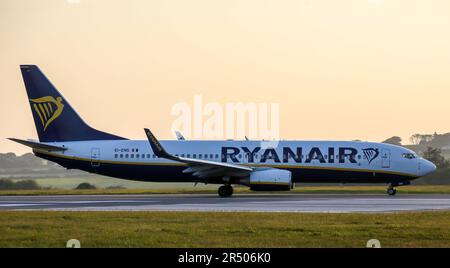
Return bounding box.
[114,153,368,160]
[114,153,221,159]
[115,153,153,159]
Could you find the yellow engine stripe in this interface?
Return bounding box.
[251,181,290,185]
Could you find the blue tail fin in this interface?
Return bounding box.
[20,65,127,142]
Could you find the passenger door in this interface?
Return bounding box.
[91,148,100,168]
[381,148,390,168]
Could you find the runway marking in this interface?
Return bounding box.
[0,204,42,207]
[2,194,450,213]
[0,200,155,204]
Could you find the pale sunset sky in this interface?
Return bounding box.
[1,0,450,154]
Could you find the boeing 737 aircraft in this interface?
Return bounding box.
[10,65,436,197]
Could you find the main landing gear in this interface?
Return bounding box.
[218,185,233,198]
[387,185,397,196]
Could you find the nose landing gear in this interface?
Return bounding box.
[218,185,233,198]
[387,181,410,196]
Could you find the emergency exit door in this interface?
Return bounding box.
[91,148,100,167]
[381,148,390,168]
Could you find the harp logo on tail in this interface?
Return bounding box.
[362,148,379,164]
[30,96,64,131]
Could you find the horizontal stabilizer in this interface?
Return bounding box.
[8,138,67,151]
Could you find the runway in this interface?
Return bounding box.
[1,194,450,212]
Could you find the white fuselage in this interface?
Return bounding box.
[33,139,436,185]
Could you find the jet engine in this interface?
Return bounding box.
[244,168,292,191]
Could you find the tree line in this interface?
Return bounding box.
[383,132,450,169]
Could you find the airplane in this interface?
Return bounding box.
[10,65,437,197]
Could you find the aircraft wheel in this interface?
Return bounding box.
[387,187,397,196]
[218,185,233,198]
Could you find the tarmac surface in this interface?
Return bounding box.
[1,194,450,212]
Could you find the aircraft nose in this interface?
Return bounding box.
[419,159,437,176]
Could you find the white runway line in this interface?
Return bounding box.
[2,194,450,213]
[0,204,42,207]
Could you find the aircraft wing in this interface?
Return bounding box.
[8,138,67,151]
[144,128,252,179]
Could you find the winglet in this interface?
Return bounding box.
[144,128,175,159]
[175,130,185,140]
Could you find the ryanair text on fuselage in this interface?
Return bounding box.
[221,146,368,164]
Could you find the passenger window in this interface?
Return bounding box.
[136,154,139,158]
[215,154,219,158]
[120,154,123,158]
[114,154,118,158]
[125,154,129,158]
[146,154,150,158]
[131,154,134,158]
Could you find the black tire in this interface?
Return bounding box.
[228,185,234,196]
[387,187,397,196]
[218,185,233,198]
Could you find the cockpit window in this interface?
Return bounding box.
[402,153,416,159]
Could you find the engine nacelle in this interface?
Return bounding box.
[248,169,292,191]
